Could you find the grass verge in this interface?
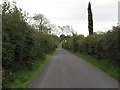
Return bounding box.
[65,49,119,81]
[9,52,55,88]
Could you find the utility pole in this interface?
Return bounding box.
[118,1,120,27]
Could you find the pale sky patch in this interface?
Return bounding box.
[7,0,119,36]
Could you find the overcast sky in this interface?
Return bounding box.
[8,0,119,36]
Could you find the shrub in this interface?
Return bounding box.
[63,27,120,66]
[2,1,58,88]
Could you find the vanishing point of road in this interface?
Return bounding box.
[29,44,119,88]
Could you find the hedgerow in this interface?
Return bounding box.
[2,1,58,88]
[63,27,120,66]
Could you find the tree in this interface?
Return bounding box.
[88,2,93,35]
[33,13,49,32]
[60,34,65,42]
[58,25,75,36]
[2,1,59,88]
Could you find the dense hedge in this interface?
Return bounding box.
[63,27,120,66]
[2,1,58,88]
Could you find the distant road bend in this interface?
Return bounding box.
[29,44,118,88]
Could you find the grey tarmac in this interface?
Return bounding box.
[29,45,119,88]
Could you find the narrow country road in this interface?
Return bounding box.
[29,44,118,88]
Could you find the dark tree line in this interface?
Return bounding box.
[2,1,59,87]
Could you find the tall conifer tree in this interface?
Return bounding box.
[88,2,93,35]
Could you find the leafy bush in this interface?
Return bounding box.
[63,27,120,66]
[2,1,58,88]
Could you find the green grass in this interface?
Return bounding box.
[9,52,54,88]
[65,49,119,81]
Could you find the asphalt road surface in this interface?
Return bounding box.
[29,44,118,88]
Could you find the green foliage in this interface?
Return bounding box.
[9,52,54,88]
[60,34,65,42]
[63,27,120,80]
[88,2,93,35]
[66,49,119,81]
[2,1,58,88]
[63,27,120,66]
